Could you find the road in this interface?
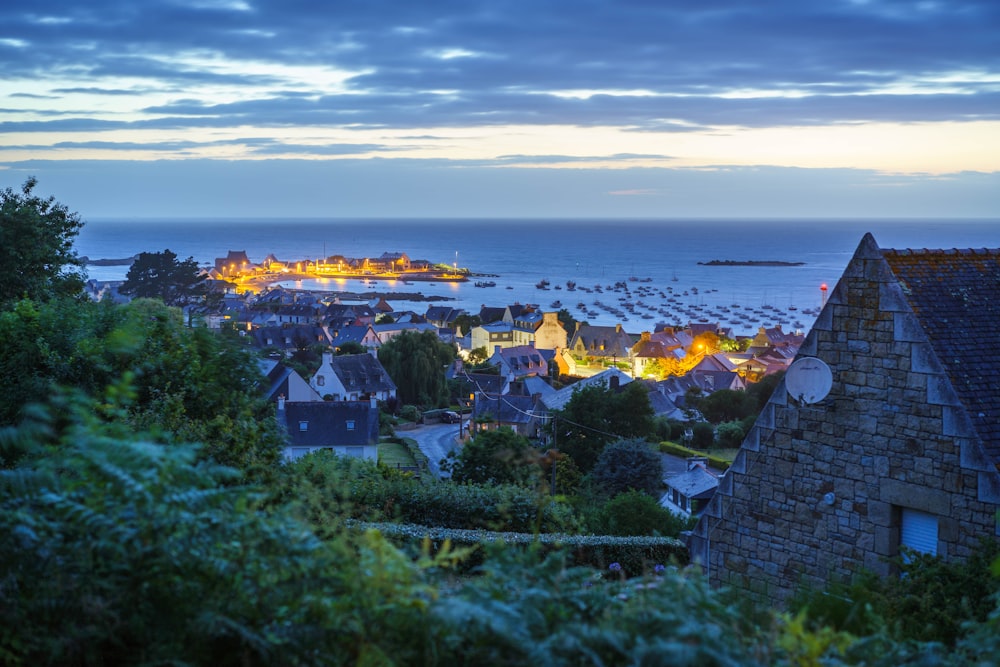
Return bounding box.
[405,420,465,478]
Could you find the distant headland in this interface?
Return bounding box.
[698,259,805,267]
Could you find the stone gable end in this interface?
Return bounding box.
[688,233,1000,603]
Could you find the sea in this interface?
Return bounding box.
[76,218,1000,337]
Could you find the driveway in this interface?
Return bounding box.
[405,420,465,478]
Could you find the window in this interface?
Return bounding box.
[901,508,938,557]
[316,375,325,387]
[298,421,308,431]
[346,446,364,458]
[346,420,356,430]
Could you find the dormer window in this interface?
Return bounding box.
[346,420,356,430]
[298,421,309,431]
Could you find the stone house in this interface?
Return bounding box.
[310,352,397,402]
[687,234,1000,603]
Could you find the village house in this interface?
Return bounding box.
[310,352,397,402]
[488,344,549,380]
[259,359,321,403]
[687,234,1000,604]
[278,396,379,461]
[661,457,720,517]
[562,323,635,377]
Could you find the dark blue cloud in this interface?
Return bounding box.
[2,0,997,134]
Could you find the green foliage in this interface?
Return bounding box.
[715,419,748,448]
[790,540,1000,649]
[553,380,655,473]
[399,404,422,423]
[0,177,85,306]
[443,427,540,486]
[426,545,771,666]
[658,441,733,470]
[592,489,694,537]
[0,296,282,471]
[378,329,456,407]
[691,421,715,449]
[120,249,208,306]
[747,370,784,410]
[452,313,482,336]
[589,437,663,497]
[696,387,756,423]
[466,345,489,365]
[335,340,366,355]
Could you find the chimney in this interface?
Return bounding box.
[277,394,286,411]
[322,351,333,365]
[370,396,377,410]
[615,323,622,333]
[494,345,502,356]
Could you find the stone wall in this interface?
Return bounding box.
[687,234,1000,603]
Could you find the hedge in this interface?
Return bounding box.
[658,441,731,471]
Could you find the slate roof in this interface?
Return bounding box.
[474,393,538,426]
[664,463,719,500]
[325,354,397,394]
[883,245,1000,458]
[282,401,379,448]
[540,368,633,412]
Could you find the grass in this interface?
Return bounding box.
[378,440,418,469]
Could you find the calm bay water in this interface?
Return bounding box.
[77,218,999,336]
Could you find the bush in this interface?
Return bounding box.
[399,404,422,423]
[691,422,715,449]
[589,438,663,497]
[592,489,694,538]
[715,420,747,449]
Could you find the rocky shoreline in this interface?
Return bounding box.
[697,259,805,267]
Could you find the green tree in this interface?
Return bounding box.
[553,380,655,473]
[0,177,84,306]
[0,296,282,470]
[715,420,748,448]
[452,313,481,336]
[593,489,693,537]
[442,427,539,486]
[120,249,207,306]
[378,329,455,407]
[335,340,366,355]
[589,437,663,497]
[691,422,715,449]
[697,388,756,423]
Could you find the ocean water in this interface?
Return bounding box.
[76,218,1000,336]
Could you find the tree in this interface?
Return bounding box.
[442,427,539,486]
[697,388,755,423]
[0,177,84,306]
[377,329,455,407]
[691,422,715,449]
[553,380,655,473]
[593,489,693,537]
[452,313,481,336]
[589,437,663,497]
[336,341,366,355]
[120,249,207,306]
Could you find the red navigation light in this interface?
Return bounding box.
[820,283,828,291]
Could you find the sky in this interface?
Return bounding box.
[1,0,999,220]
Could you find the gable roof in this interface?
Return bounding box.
[540,368,633,412]
[882,243,1000,457]
[282,401,378,448]
[335,354,396,393]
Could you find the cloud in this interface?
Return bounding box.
[2,0,997,134]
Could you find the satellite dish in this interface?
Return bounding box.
[785,357,833,404]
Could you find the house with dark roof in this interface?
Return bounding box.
[688,234,1000,603]
[310,352,397,402]
[258,359,321,403]
[661,457,720,517]
[248,325,329,356]
[564,323,635,375]
[279,397,379,461]
[489,344,548,379]
[214,250,251,275]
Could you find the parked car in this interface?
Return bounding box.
[440,410,461,423]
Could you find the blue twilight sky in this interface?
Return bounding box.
[1,0,999,219]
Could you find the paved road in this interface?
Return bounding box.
[405,420,465,478]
